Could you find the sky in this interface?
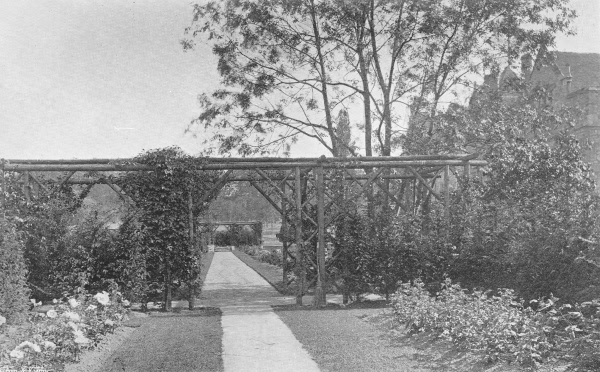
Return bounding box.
[0,0,598,160]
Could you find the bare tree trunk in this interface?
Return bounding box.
[309,0,338,156]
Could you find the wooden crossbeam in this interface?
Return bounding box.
[5,159,488,172]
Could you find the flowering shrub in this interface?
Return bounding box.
[0,287,129,370]
[392,278,600,369]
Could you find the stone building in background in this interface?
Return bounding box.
[483,51,600,184]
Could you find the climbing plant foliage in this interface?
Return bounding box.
[118,147,220,308]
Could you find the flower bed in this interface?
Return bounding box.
[0,287,129,371]
[238,245,283,267]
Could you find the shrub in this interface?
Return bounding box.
[238,245,283,267]
[0,220,30,324]
[391,278,600,369]
[257,249,283,267]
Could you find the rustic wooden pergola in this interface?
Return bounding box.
[1,154,486,306]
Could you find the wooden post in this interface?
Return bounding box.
[189,191,194,241]
[32,179,39,199]
[294,167,305,305]
[444,165,450,221]
[1,160,5,220]
[464,163,471,181]
[257,221,263,247]
[166,265,172,312]
[188,190,196,310]
[23,171,30,203]
[281,182,289,292]
[313,165,326,307]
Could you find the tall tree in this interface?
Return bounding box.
[183,0,575,157]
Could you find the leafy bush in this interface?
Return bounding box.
[0,220,30,324]
[257,249,283,267]
[392,278,600,369]
[238,245,283,267]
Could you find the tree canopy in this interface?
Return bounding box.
[183,0,575,157]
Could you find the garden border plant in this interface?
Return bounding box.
[0,285,129,370]
[391,278,600,370]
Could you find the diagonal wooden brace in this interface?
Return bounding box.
[198,169,233,205]
[407,166,442,201]
[28,173,50,194]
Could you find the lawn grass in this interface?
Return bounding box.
[99,308,223,372]
[200,251,215,285]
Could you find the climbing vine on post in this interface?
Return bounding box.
[119,147,219,311]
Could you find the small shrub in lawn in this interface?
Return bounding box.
[0,285,129,370]
[391,278,600,369]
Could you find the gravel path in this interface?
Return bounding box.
[202,252,320,372]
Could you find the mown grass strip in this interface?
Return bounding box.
[200,251,215,285]
[275,307,427,372]
[100,309,223,372]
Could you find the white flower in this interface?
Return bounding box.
[72,330,90,344]
[52,299,59,304]
[43,341,57,350]
[62,311,81,322]
[30,299,42,307]
[86,304,97,311]
[122,299,130,307]
[17,341,41,353]
[46,309,58,318]
[94,292,110,306]
[9,349,24,359]
[0,315,6,326]
[104,319,114,326]
[68,298,79,308]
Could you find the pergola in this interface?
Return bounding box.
[1,154,486,306]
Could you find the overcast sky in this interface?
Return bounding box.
[0,0,598,160]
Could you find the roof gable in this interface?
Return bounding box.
[554,52,600,91]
